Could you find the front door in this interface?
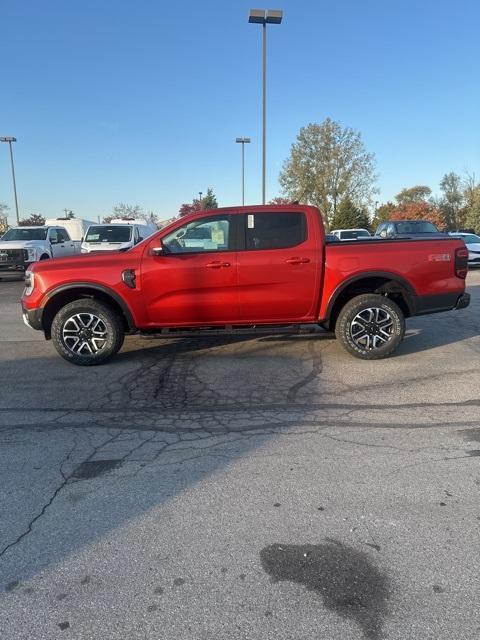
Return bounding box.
[47,228,65,257]
[141,214,239,326]
[237,211,320,322]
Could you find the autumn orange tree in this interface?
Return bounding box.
[389,202,445,229]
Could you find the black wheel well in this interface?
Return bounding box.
[326,277,413,331]
[42,287,131,338]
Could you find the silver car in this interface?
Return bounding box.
[449,232,480,267]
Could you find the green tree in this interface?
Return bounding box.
[371,202,395,229]
[201,188,218,209]
[463,179,480,232]
[439,172,464,230]
[330,197,370,231]
[279,118,377,225]
[179,188,218,217]
[462,174,480,232]
[395,185,431,205]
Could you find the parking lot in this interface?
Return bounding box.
[1,272,479,639]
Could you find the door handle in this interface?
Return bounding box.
[206,261,231,268]
[286,257,310,265]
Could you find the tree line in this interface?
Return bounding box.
[278,118,480,233]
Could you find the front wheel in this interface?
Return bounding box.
[51,299,125,366]
[335,294,405,360]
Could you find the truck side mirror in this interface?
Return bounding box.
[150,246,164,256]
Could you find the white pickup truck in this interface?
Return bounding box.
[0,225,81,274]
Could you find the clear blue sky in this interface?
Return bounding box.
[1,0,479,224]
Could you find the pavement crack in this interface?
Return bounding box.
[286,341,323,402]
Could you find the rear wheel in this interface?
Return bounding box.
[51,299,124,366]
[335,294,405,360]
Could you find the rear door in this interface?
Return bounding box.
[141,213,240,325]
[237,210,320,322]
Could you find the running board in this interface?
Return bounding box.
[138,324,331,339]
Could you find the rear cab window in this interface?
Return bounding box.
[244,212,307,250]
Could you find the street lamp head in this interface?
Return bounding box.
[249,9,266,23]
[248,9,283,24]
[265,9,283,24]
[0,136,17,143]
[236,137,251,144]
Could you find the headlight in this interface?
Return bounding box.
[81,247,89,253]
[27,247,38,262]
[24,270,35,296]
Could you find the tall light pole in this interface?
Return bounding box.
[0,136,20,224]
[235,137,251,205]
[248,8,283,204]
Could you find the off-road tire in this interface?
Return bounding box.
[335,293,405,360]
[51,299,125,366]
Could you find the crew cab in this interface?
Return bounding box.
[0,225,80,273]
[21,205,470,365]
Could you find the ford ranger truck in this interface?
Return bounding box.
[21,205,470,365]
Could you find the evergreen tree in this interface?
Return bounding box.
[201,188,218,209]
[330,197,370,230]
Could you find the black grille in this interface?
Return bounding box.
[0,249,28,261]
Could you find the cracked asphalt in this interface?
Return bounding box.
[0,272,479,640]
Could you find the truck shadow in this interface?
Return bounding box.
[0,333,333,592]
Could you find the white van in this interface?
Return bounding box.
[45,217,96,242]
[81,219,156,254]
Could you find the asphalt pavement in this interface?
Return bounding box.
[0,272,479,640]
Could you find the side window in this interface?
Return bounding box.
[162,215,232,253]
[48,228,58,243]
[246,212,306,250]
[134,227,140,243]
[57,228,69,242]
[386,223,395,237]
[376,223,386,237]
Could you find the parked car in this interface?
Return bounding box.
[81,219,157,254]
[449,232,480,267]
[330,228,371,240]
[374,220,444,238]
[325,233,340,242]
[0,225,81,274]
[22,204,469,365]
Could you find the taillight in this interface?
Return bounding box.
[455,247,468,278]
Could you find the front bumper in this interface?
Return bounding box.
[0,260,32,273]
[21,301,44,330]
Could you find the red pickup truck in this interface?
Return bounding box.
[21,205,470,366]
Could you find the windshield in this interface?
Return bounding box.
[85,225,132,243]
[395,221,438,234]
[1,227,48,241]
[340,230,370,239]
